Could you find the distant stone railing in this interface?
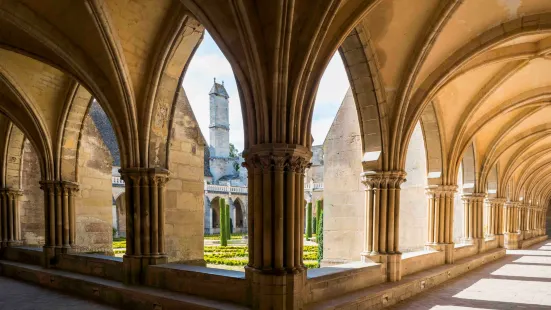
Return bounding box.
[205,182,323,194]
[205,184,248,194]
[304,182,324,191]
[112,176,124,186]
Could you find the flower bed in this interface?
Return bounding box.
[113,239,320,268]
[204,245,320,268]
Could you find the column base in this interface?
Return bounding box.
[246,266,306,309]
[361,252,402,282]
[462,238,484,252]
[123,254,168,285]
[495,234,505,248]
[425,243,454,264]
[43,246,57,268]
[504,232,520,249]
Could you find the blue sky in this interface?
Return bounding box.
[183,31,350,152]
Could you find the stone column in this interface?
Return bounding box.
[485,198,505,247]
[0,189,22,247]
[360,171,406,282]
[39,181,79,267]
[519,204,529,240]
[503,201,520,249]
[242,144,311,309]
[425,185,456,263]
[119,168,169,285]
[461,193,485,251]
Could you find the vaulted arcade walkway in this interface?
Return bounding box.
[392,240,551,309]
[0,0,551,309]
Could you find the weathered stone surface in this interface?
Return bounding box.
[20,141,44,246]
[75,115,113,254]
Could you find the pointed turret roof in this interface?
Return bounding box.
[209,78,229,99]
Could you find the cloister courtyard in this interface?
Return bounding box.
[2,0,551,309]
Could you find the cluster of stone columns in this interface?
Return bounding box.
[503,201,521,249]
[242,145,311,309]
[360,171,406,282]
[425,185,456,263]
[119,168,169,284]
[461,193,486,249]
[0,189,22,247]
[38,181,79,265]
[485,198,505,246]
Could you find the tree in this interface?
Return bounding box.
[316,200,323,244]
[229,143,239,158]
[306,202,313,239]
[220,198,227,246]
[225,203,231,240]
[317,209,324,265]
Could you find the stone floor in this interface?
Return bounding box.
[0,276,115,310]
[391,240,551,309]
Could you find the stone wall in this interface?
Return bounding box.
[399,123,428,252]
[75,115,114,253]
[20,140,45,246]
[322,89,364,264]
[166,87,205,263]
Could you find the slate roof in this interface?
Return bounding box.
[209,81,229,99]
[218,174,240,181]
[89,101,121,166]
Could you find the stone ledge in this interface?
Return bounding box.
[520,235,548,249]
[146,264,247,305]
[306,247,506,309]
[453,243,478,261]
[1,246,43,266]
[401,250,444,277]
[0,260,247,310]
[55,253,123,282]
[304,262,384,305]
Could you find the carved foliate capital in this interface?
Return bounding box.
[461,192,486,203]
[484,197,506,204]
[425,185,457,198]
[360,171,406,189]
[243,143,312,174]
[119,167,170,186]
[504,201,520,208]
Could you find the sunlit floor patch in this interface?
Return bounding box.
[430,306,490,310]
[506,250,551,256]
[538,246,551,251]
[491,263,551,279]
[513,255,551,265]
[454,278,551,306]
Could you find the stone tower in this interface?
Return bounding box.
[209,79,230,157]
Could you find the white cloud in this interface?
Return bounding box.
[183,32,349,151]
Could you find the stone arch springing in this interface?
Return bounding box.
[4,123,25,189]
[58,82,94,182]
[461,143,477,194]
[419,101,445,185]
[339,27,386,171]
[486,164,499,198]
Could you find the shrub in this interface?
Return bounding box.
[317,209,324,264]
[220,198,227,246]
[306,202,312,239]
